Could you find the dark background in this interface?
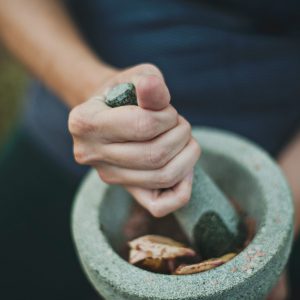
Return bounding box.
[0,46,27,145]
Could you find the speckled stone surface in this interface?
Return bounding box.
[105,83,137,107]
[175,165,242,258]
[72,128,294,300]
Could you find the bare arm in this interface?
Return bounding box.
[0,0,115,107]
[0,0,200,217]
[278,131,300,236]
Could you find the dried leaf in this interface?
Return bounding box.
[129,235,185,249]
[128,235,196,265]
[220,253,237,262]
[140,258,166,272]
[129,249,149,265]
[174,253,237,275]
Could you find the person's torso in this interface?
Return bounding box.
[24,0,300,177]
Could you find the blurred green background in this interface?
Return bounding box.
[0,47,27,145]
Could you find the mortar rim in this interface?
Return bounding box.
[72,127,294,299]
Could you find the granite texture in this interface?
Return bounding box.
[105,83,137,107]
[72,128,294,299]
[175,165,242,258]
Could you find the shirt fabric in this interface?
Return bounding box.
[24,0,300,179]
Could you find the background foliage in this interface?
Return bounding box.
[0,47,27,145]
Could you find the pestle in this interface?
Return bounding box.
[105,83,243,257]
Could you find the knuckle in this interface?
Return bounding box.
[140,63,162,77]
[73,144,104,165]
[147,143,168,169]
[178,192,190,206]
[165,105,179,128]
[73,147,88,165]
[177,115,190,133]
[68,106,96,136]
[135,111,158,140]
[168,105,178,117]
[126,105,139,114]
[97,169,107,182]
[74,146,101,165]
[97,169,115,184]
[193,139,202,159]
[182,118,192,134]
[156,168,178,188]
[148,202,165,218]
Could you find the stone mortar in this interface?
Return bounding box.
[72,127,294,300]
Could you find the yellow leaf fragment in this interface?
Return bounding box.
[141,258,166,272]
[129,249,149,264]
[174,253,237,275]
[220,253,237,262]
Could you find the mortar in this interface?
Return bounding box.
[72,127,294,300]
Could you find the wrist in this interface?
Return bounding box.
[61,58,118,108]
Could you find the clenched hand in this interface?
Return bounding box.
[69,64,201,217]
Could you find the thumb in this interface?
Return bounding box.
[134,74,171,111]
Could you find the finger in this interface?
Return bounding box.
[135,74,170,111]
[101,116,191,169]
[267,272,288,300]
[97,138,200,189]
[69,100,178,143]
[126,172,194,217]
[96,104,178,142]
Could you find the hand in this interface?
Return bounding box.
[267,272,288,300]
[268,132,300,300]
[278,131,300,235]
[68,63,201,217]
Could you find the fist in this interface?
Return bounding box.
[68,64,200,217]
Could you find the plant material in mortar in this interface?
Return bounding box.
[174,252,236,275]
[129,235,196,263]
[128,235,196,273]
[125,204,252,275]
[128,235,236,275]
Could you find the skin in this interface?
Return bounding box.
[268,132,300,300]
[0,0,200,217]
[278,132,300,237]
[0,0,299,297]
[69,65,200,217]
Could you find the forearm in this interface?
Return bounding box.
[0,0,115,107]
[278,131,300,236]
